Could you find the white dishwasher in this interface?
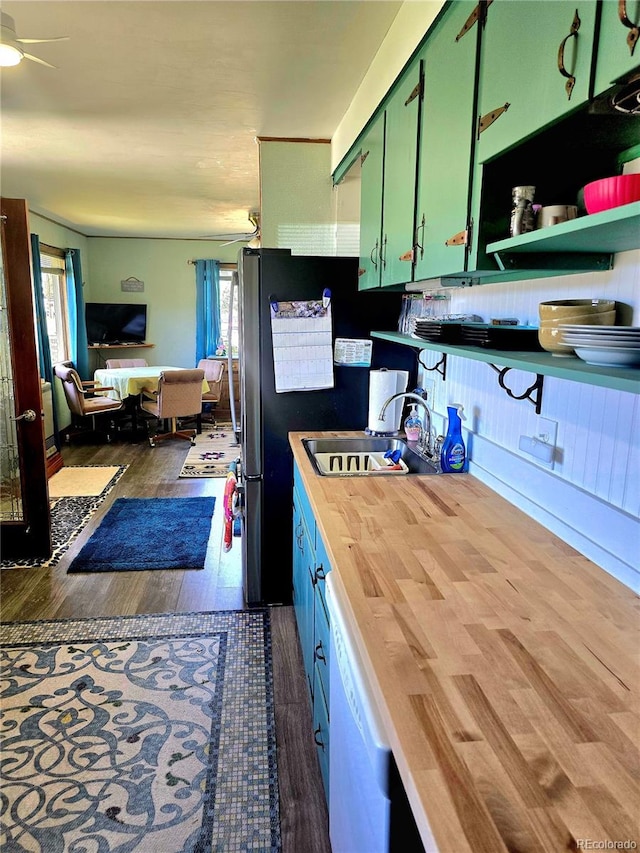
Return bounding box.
[326,572,427,853]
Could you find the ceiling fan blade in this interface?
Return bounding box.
[17,36,70,43]
[23,52,57,68]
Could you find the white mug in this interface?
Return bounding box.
[537,205,578,228]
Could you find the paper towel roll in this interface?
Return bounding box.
[367,369,409,434]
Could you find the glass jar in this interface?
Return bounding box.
[510,185,536,237]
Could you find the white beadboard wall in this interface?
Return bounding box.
[415,249,640,592]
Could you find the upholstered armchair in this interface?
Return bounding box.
[139,369,205,447]
[105,358,148,368]
[54,362,124,443]
[196,358,226,432]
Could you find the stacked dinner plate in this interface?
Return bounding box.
[559,325,640,367]
[411,315,482,343]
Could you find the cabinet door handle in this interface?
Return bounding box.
[380,235,387,270]
[370,239,379,270]
[618,0,639,55]
[314,641,326,664]
[557,9,581,100]
[314,725,325,750]
[415,214,425,259]
[315,564,326,582]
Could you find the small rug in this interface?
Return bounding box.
[48,465,123,498]
[67,496,216,573]
[0,609,281,852]
[0,465,128,570]
[179,424,241,478]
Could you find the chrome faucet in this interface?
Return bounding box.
[378,391,437,462]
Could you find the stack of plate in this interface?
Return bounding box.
[412,320,463,343]
[559,325,640,366]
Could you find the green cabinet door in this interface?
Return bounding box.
[476,0,598,164]
[414,1,479,281]
[380,60,421,287]
[292,486,316,698]
[594,0,640,96]
[358,113,385,290]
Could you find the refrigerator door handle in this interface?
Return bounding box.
[227,271,239,436]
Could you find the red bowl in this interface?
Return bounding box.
[583,174,640,214]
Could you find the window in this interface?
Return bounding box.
[217,267,238,356]
[40,247,70,365]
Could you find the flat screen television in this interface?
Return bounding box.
[85,302,147,345]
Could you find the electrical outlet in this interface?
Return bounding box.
[536,417,558,448]
[421,378,437,412]
[518,417,558,469]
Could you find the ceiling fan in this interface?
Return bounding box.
[203,211,261,247]
[0,13,69,68]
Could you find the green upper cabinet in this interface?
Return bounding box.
[413,1,480,281]
[476,0,598,164]
[593,0,640,97]
[358,60,420,290]
[380,60,421,287]
[358,113,385,291]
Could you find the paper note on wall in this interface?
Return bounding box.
[270,300,334,392]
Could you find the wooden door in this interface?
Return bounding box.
[0,198,51,561]
[414,0,480,280]
[476,0,597,164]
[358,113,385,290]
[380,59,421,287]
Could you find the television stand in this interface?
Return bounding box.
[89,343,155,349]
[89,343,155,367]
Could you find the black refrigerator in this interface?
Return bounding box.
[237,248,416,605]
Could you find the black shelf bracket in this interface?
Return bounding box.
[488,364,544,413]
[418,350,447,380]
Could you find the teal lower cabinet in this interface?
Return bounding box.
[292,461,333,805]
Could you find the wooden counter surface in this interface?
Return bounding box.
[290,430,639,853]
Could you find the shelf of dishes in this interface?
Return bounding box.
[370,331,640,396]
[486,201,640,259]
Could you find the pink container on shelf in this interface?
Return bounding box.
[583,174,640,214]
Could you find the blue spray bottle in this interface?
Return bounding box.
[440,405,466,473]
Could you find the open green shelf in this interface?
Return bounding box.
[371,331,640,395]
[487,202,640,257]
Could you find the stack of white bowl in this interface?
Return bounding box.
[537,299,616,356]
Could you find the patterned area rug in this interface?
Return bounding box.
[0,609,281,853]
[179,424,241,478]
[0,465,128,570]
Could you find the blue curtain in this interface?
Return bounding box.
[65,249,90,380]
[30,235,53,383]
[195,259,221,362]
[30,233,59,438]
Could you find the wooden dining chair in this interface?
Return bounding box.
[139,369,205,447]
[104,358,148,368]
[54,362,124,443]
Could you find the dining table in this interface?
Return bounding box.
[93,365,208,401]
[93,365,209,439]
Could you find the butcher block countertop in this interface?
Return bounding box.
[289,431,639,853]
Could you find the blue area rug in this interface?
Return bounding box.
[0,610,281,852]
[67,496,215,573]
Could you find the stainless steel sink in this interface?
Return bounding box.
[302,437,439,476]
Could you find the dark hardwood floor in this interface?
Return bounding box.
[0,434,331,853]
